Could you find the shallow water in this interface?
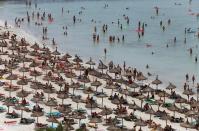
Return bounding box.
[0,0,199,90]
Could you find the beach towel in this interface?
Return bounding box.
[4,121,17,125]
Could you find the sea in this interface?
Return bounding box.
[0,0,199,92]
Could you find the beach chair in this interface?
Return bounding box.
[0,106,6,113]
[20,118,35,124]
[4,120,17,125]
[145,98,156,105]
[74,108,87,114]
[162,102,172,108]
[46,112,63,118]
[88,123,98,128]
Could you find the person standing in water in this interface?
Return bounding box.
[123,61,126,70]
[4,21,7,27]
[184,38,186,44]
[195,56,197,63]
[186,73,189,82]
[189,48,192,55]
[155,7,159,15]
[160,20,163,26]
[104,48,107,57]
[168,19,171,25]
[73,16,76,24]
[174,37,176,43]
[192,75,195,84]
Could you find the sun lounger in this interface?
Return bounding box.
[74,108,87,113]
[46,112,63,118]
[6,113,19,119]
[0,106,6,113]
[88,123,97,128]
[145,98,156,105]
[20,118,35,124]
[162,102,172,108]
[4,121,17,125]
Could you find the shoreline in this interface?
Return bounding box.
[0,19,197,100]
[0,20,198,131]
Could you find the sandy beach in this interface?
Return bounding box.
[0,22,197,131]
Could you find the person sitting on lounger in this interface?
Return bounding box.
[144,103,149,111]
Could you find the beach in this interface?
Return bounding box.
[0,0,198,131]
[0,0,199,88]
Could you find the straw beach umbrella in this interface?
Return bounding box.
[31,111,44,123]
[161,114,170,126]
[175,98,186,108]
[185,110,196,123]
[98,60,108,73]
[47,116,59,127]
[86,57,95,68]
[17,78,28,90]
[128,82,139,92]
[105,84,117,95]
[52,47,61,56]
[70,113,86,128]
[183,89,194,102]
[166,82,176,93]
[99,107,112,120]
[45,99,57,117]
[43,88,55,101]
[137,73,147,81]
[57,91,68,105]
[180,119,194,129]
[17,90,30,98]
[91,79,102,92]
[3,99,15,113]
[134,118,147,130]
[72,96,83,110]
[6,73,18,97]
[117,113,128,128]
[96,89,108,107]
[89,117,102,129]
[107,125,121,131]
[158,90,169,103]
[61,53,72,61]
[167,104,178,118]
[30,42,40,50]
[73,55,83,64]
[145,108,155,121]
[152,75,162,90]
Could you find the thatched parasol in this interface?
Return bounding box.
[151,75,162,90]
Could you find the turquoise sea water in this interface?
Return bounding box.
[0,0,199,90]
